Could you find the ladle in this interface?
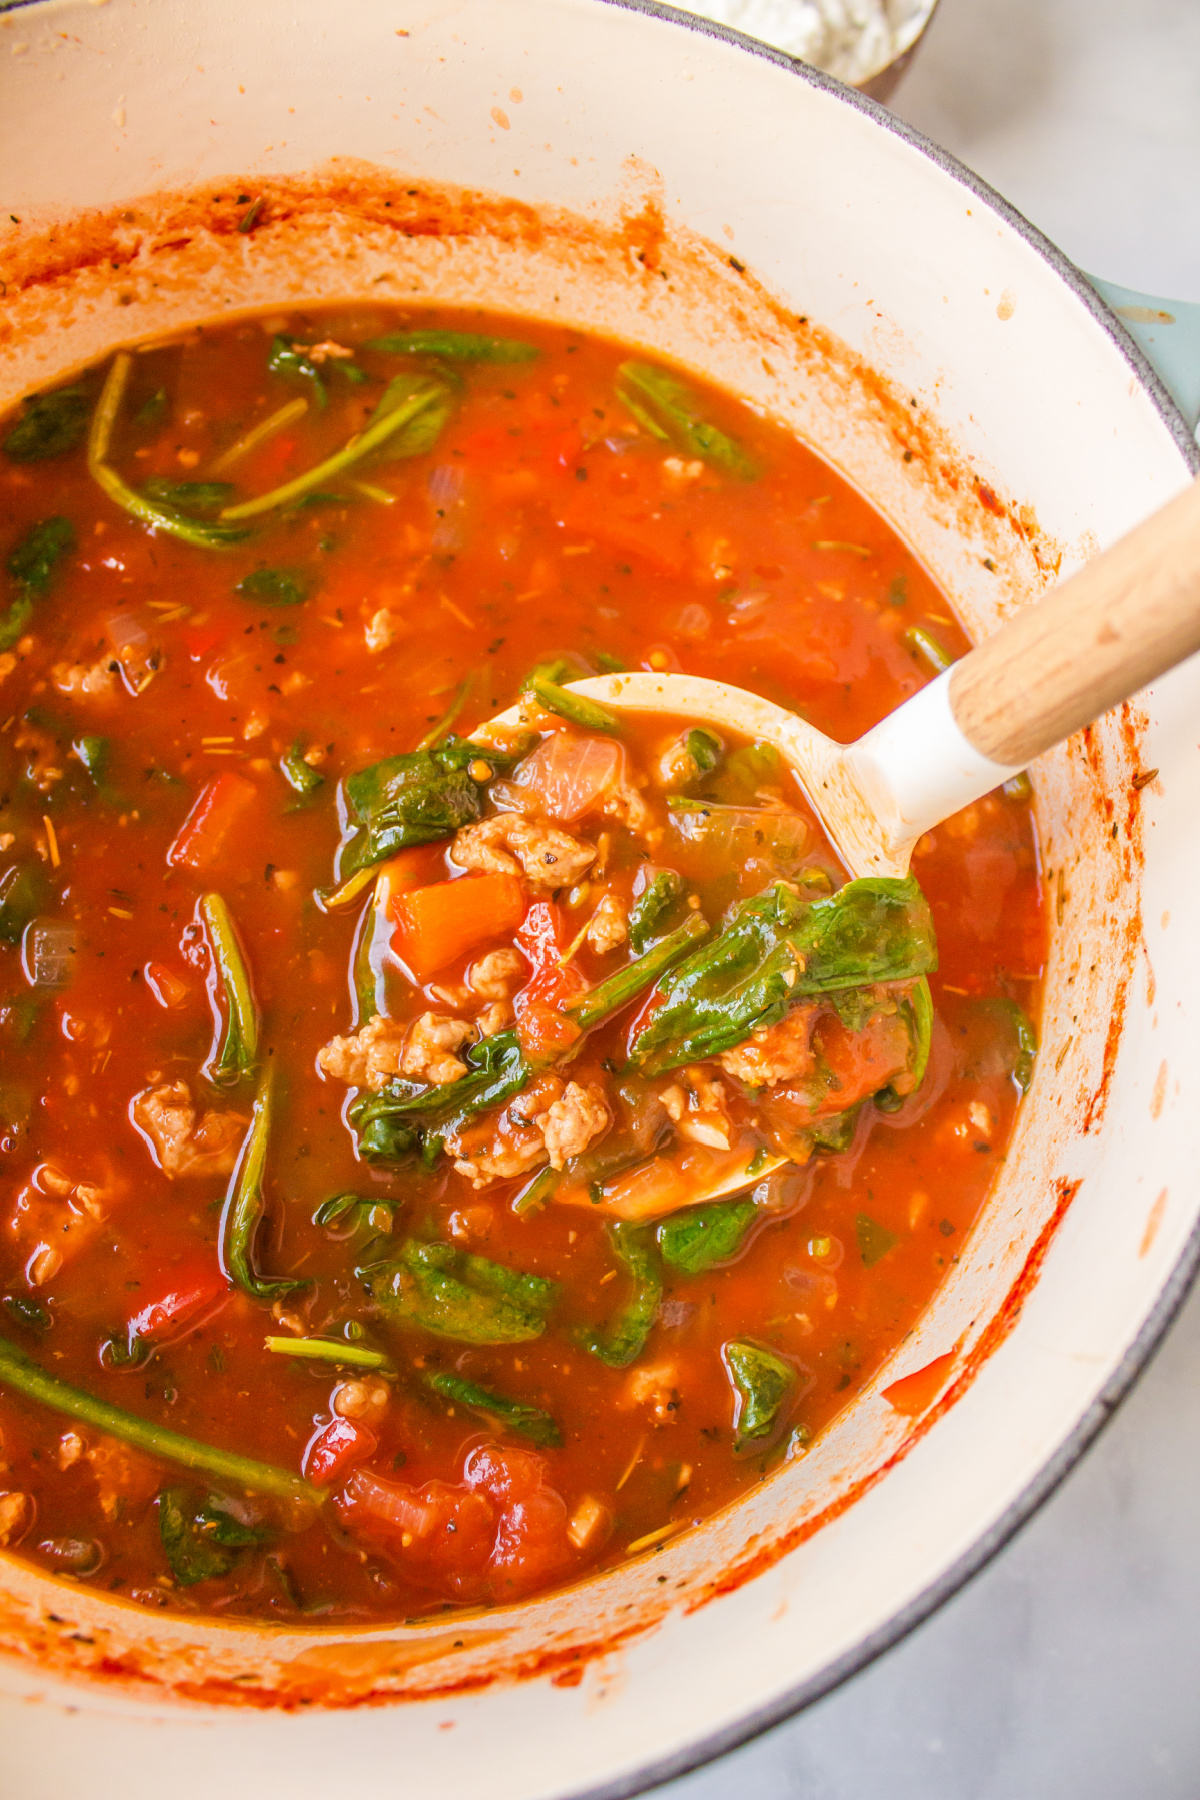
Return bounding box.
[475,474,1200,1210]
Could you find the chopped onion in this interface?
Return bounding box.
[22,920,78,989]
[668,803,810,873]
[494,732,624,823]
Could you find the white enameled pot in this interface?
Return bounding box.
[2,3,1199,1796]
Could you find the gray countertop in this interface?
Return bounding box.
[667,2,1200,1794]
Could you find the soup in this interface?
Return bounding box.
[0,311,1043,1621]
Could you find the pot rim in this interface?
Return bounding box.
[3,0,1199,1789]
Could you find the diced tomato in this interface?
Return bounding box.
[166,771,258,871]
[334,1441,575,1601]
[391,872,527,982]
[180,622,225,663]
[335,1469,497,1594]
[127,1256,228,1346]
[513,902,587,1060]
[304,1417,380,1487]
[515,900,568,971]
[463,1442,573,1598]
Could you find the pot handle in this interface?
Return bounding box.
[1087,274,1200,435]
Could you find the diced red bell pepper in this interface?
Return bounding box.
[304,1417,380,1487]
[391,872,527,982]
[167,771,258,872]
[127,1257,228,1346]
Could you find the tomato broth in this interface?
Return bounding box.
[0,309,1044,1622]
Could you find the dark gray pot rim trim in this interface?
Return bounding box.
[6,2,1199,1791]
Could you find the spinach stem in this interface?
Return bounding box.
[417,672,475,750]
[263,1336,390,1370]
[0,1334,318,1505]
[218,379,447,521]
[200,892,259,1081]
[527,674,622,734]
[567,912,709,1032]
[220,1071,309,1300]
[88,356,251,549]
[209,398,308,474]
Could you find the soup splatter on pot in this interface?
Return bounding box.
[0,312,1043,1619]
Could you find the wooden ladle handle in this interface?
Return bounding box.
[949,473,1200,767]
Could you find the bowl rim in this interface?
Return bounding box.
[2,0,1198,1789]
[560,4,1200,1796]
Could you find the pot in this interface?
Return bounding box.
[1,1,1199,1795]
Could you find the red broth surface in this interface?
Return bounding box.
[0,310,1044,1622]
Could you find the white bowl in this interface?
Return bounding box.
[1,2,1198,1795]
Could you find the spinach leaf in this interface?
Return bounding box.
[350,1028,532,1163]
[579,1222,662,1368]
[374,373,454,459]
[159,1488,269,1586]
[313,1192,394,1233]
[982,996,1038,1092]
[810,1106,860,1154]
[359,1118,419,1164]
[236,567,312,607]
[73,734,110,787]
[134,388,168,427]
[7,516,76,598]
[280,742,324,799]
[0,863,47,948]
[159,1487,237,1585]
[657,1198,758,1275]
[359,1240,559,1344]
[2,517,76,651]
[425,1371,562,1447]
[0,593,32,656]
[141,479,236,518]
[855,1212,898,1267]
[627,869,685,954]
[685,728,722,775]
[337,734,504,878]
[616,362,758,478]
[268,335,328,410]
[199,1498,272,1548]
[724,1340,796,1450]
[2,1294,50,1335]
[3,387,90,463]
[709,741,782,804]
[367,329,540,362]
[629,875,938,1075]
[874,976,934,1113]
